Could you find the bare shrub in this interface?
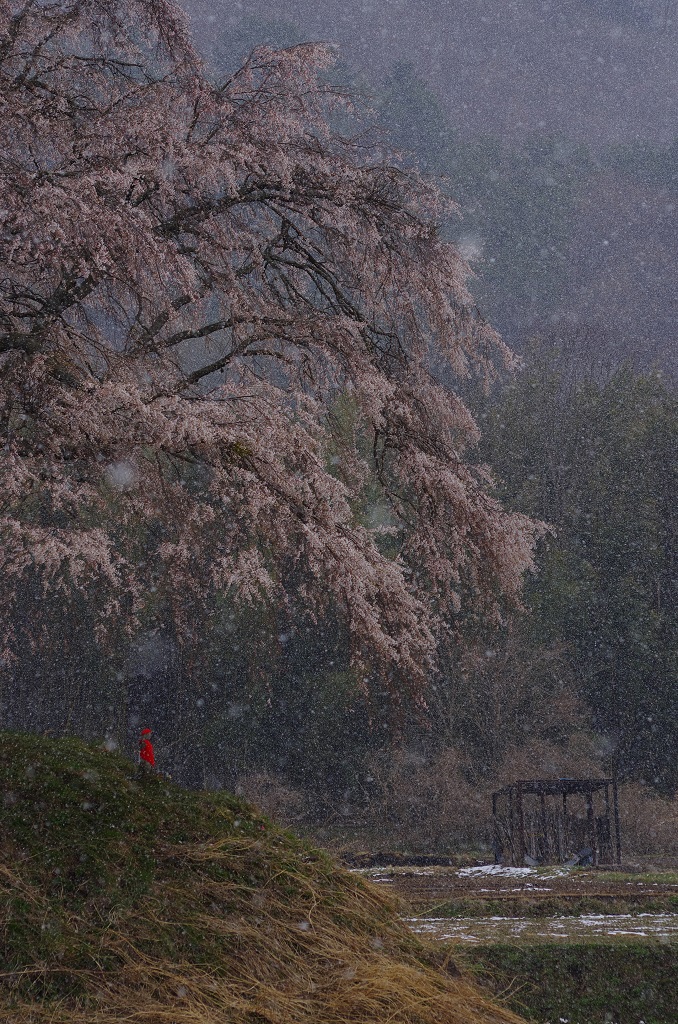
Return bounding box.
[492,733,604,789]
[368,747,493,852]
[617,783,678,858]
[235,772,307,827]
[431,628,585,777]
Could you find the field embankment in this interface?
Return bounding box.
[468,945,678,1024]
[0,733,525,1024]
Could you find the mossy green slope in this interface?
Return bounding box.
[0,733,525,1024]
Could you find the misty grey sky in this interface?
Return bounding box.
[184,0,677,144]
[177,0,677,371]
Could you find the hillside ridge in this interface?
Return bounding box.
[0,732,524,1024]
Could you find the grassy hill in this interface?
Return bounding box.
[0,732,525,1024]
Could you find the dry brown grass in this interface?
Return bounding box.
[3,837,526,1024]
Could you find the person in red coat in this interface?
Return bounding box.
[139,727,155,769]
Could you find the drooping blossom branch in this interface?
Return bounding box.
[0,0,542,693]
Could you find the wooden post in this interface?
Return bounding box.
[586,787,597,865]
[556,793,564,862]
[492,792,500,864]
[603,783,611,864]
[516,783,526,865]
[614,782,622,864]
[508,787,515,865]
[562,791,568,860]
[540,791,548,862]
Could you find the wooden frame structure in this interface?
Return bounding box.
[492,778,622,867]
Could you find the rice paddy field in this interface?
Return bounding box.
[350,862,678,1023]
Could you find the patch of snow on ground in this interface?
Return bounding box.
[478,885,552,892]
[356,873,394,883]
[350,866,437,878]
[348,868,394,877]
[457,864,535,877]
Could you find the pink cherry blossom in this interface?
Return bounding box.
[0,0,543,694]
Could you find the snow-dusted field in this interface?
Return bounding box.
[407,912,678,944]
[351,863,573,882]
[351,862,678,944]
